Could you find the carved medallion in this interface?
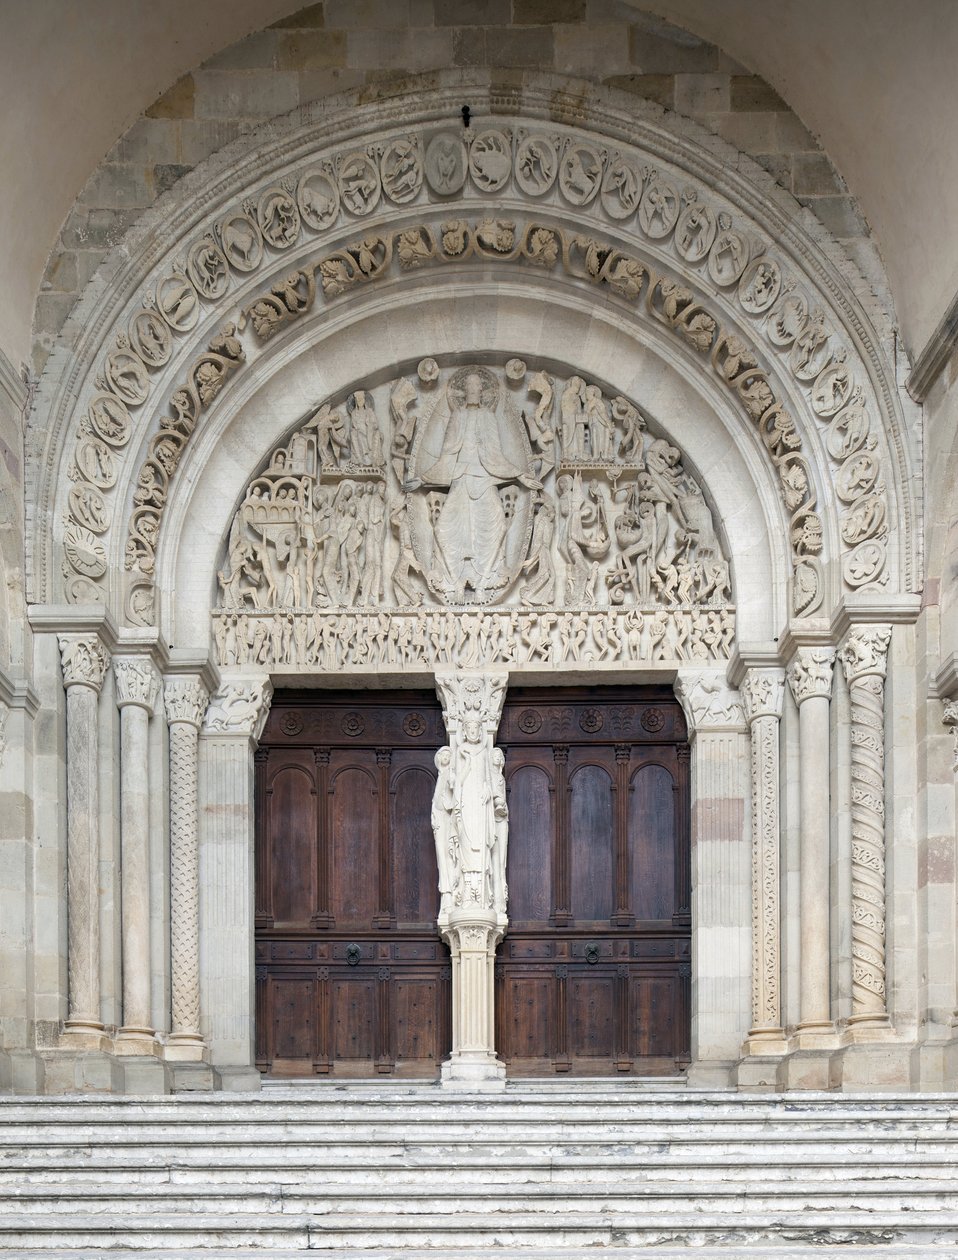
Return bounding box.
[258,187,300,249]
[64,523,108,578]
[298,167,340,230]
[517,708,542,734]
[217,212,263,272]
[402,712,427,737]
[338,152,381,216]
[640,706,665,732]
[130,309,173,367]
[515,135,558,196]
[559,141,602,206]
[68,483,109,534]
[579,707,604,733]
[156,273,199,331]
[74,436,117,488]
[600,156,642,219]
[639,179,679,238]
[738,256,781,314]
[88,393,131,446]
[187,236,229,299]
[342,712,365,737]
[425,132,468,196]
[469,130,512,192]
[381,136,423,204]
[280,712,304,736]
[105,350,149,406]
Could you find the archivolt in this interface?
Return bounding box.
[28,73,915,626]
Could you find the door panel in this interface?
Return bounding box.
[496,687,690,1076]
[255,690,450,1078]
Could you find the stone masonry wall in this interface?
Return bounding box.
[33,2,881,372]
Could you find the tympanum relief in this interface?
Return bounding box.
[212,358,734,672]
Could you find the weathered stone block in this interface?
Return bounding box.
[345,27,453,71]
[78,163,152,211]
[792,151,845,197]
[799,194,867,239]
[674,72,730,116]
[775,111,820,153]
[555,23,630,77]
[270,3,326,28]
[201,32,280,71]
[730,74,787,112]
[192,70,301,120]
[629,23,719,74]
[435,0,510,23]
[145,74,195,120]
[106,117,181,166]
[277,29,347,70]
[603,73,674,108]
[325,0,412,26]
[514,0,586,22]
[151,164,193,199]
[485,26,553,68]
[711,111,778,154]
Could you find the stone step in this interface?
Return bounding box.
[2,1210,957,1250]
[4,1156,956,1185]
[3,1179,958,1215]
[3,1249,948,1260]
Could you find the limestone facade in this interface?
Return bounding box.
[0,13,956,1098]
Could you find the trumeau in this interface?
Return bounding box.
[26,76,916,642]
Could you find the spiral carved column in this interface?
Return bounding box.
[164,678,209,1059]
[840,626,892,1032]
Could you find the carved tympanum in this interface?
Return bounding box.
[212,358,733,670]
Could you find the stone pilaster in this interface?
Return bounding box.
[113,657,160,1054]
[839,626,893,1037]
[433,671,509,1087]
[674,670,750,1084]
[787,647,839,1050]
[740,668,787,1056]
[164,676,209,1061]
[199,677,272,1084]
[58,634,111,1047]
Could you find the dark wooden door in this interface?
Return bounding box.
[496,687,691,1075]
[255,690,450,1077]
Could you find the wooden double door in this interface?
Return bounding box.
[255,686,690,1077]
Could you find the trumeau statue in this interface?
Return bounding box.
[213,357,735,670]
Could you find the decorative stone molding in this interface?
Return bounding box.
[113,657,160,712]
[58,635,110,692]
[674,670,744,731]
[31,82,909,628]
[165,675,210,1059]
[840,624,892,1031]
[787,647,836,705]
[204,678,273,742]
[740,668,786,1054]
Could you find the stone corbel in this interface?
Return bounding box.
[674,668,745,735]
[204,676,274,742]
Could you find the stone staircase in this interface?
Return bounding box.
[0,1081,957,1257]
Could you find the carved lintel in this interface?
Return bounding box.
[113,657,160,712]
[59,635,110,692]
[204,677,273,741]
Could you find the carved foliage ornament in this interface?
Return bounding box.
[56,120,891,622]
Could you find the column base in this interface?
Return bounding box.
[734,1055,784,1090]
[841,1016,897,1045]
[791,1021,840,1051]
[114,1029,162,1056]
[164,1034,210,1063]
[0,1049,45,1094]
[120,1056,173,1094]
[60,1023,112,1053]
[39,1050,124,1094]
[441,1053,507,1090]
[741,1028,788,1057]
[943,1035,958,1090]
[215,1065,263,1092]
[832,1042,912,1091]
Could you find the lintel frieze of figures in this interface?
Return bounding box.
[210,357,734,672]
[43,105,903,627]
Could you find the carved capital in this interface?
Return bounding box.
[435,671,508,735]
[674,670,744,730]
[204,677,273,740]
[943,699,958,774]
[787,647,835,705]
[113,657,160,712]
[164,678,210,729]
[58,635,110,692]
[740,668,785,724]
[839,625,892,685]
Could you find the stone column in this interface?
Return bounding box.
[113,657,160,1053]
[787,647,839,1048]
[674,671,750,1085]
[164,676,210,1061]
[740,668,787,1056]
[200,677,272,1085]
[58,634,111,1046]
[433,672,509,1087]
[839,626,894,1036]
